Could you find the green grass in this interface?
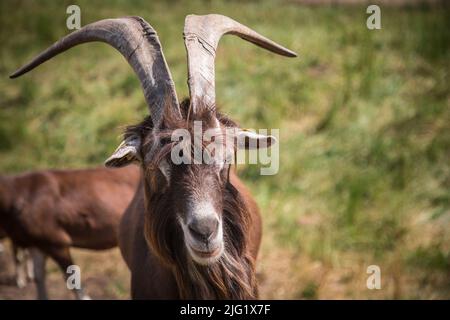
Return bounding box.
[0,0,449,299]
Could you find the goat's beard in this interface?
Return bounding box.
[143,182,258,299]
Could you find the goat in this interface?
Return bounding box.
[10,14,296,299]
[0,166,140,299]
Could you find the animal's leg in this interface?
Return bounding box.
[30,248,48,300]
[45,247,91,300]
[12,244,27,288]
[0,242,4,254]
[26,249,35,281]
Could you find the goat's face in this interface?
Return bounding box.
[105,107,275,265]
[149,115,230,265]
[172,162,227,265]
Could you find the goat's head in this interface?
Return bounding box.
[10,14,296,266]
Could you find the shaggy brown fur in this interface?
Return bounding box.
[118,99,262,299]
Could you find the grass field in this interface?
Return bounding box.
[0,0,449,299]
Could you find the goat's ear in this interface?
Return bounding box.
[105,136,141,168]
[237,129,277,149]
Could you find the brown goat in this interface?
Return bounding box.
[10,14,296,299]
[0,166,140,299]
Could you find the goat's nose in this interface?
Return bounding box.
[188,217,219,243]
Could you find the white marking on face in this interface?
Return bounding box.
[187,200,217,222]
[177,200,224,265]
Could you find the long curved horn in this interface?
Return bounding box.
[183,14,297,114]
[10,16,180,126]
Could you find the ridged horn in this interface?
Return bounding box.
[183,14,297,114]
[10,16,181,126]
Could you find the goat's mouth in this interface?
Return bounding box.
[190,244,222,258]
[187,242,224,265]
[178,214,224,265]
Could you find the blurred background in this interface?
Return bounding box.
[0,0,448,299]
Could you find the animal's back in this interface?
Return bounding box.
[49,165,141,249]
[2,166,140,250]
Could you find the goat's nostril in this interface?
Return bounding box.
[188,218,218,242]
[188,225,206,241]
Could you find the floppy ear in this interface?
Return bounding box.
[237,129,277,149]
[105,136,141,168]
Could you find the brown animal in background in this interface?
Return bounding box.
[10,14,296,299]
[0,166,140,299]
